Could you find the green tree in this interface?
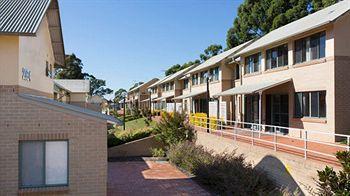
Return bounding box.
[226,0,338,49]
[165,64,181,76]
[129,82,144,90]
[85,74,113,96]
[114,88,127,103]
[55,54,87,79]
[200,44,223,62]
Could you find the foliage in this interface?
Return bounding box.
[317,151,350,195]
[154,112,194,147]
[168,142,276,195]
[150,147,166,157]
[189,113,218,130]
[129,82,144,90]
[200,44,223,62]
[226,0,338,49]
[113,88,127,103]
[165,60,200,76]
[107,128,153,148]
[55,54,113,96]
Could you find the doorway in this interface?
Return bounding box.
[266,94,289,133]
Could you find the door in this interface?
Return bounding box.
[266,94,289,133]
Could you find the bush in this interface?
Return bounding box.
[189,113,219,130]
[150,147,166,157]
[168,142,276,195]
[108,128,153,148]
[154,112,194,147]
[317,151,350,195]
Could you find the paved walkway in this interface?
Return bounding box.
[108,159,210,196]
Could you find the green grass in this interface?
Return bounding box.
[116,117,156,131]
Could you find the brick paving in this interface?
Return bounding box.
[108,159,210,196]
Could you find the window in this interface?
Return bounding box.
[294,91,326,118]
[266,44,288,70]
[19,141,68,188]
[294,31,326,64]
[169,82,174,90]
[245,53,261,74]
[192,73,198,85]
[165,83,169,91]
[200,71,206,84]
[210,67,219,81]
[234,64,240,80]
[45,61,50,77]
[183,79,189,89]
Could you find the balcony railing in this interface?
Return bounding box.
[189,116,349,164]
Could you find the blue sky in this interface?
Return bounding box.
[59,0,243,98]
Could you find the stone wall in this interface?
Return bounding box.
[195,131,341,195]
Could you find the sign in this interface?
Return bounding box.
[209,101,218,117]
[22,67,31,81]
[220,101,227,122]
[176,103,182,113]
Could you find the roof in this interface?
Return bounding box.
[188,41,253,74]
[159,65,198,85]
[236,0,350,56]
[54,79,90,93]
[0,0,65,66]
[213,78,292,97]
[129,78,159,92]
[173,90,206,100]
[19,94,122,125]
[148,74,174,88]
[153,94,174,101]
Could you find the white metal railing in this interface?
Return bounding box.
[189,116,350,161]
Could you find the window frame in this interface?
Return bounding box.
[266,44,288,70]
[294,31,326,64]
[19,140,69,189]
[183,79,189,89]
[245,53,261,74]
[294,91,326,118]
[210,67,219,81]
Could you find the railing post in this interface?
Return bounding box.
[251,127,254,146]
[220,120,223,137]
[274,126,277,151]
[304,130,308,160]
[347,136,350,151]
[234,125,237,142]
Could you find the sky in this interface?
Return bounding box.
[59,0,243,98]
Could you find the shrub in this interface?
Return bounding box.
[108,128,153,148]
[317,151,350,195]
[189,113,219,130]
[168,142,276,195]
[150,147,166,157]
[154,112,194,147]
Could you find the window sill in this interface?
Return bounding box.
[292,117,327,124]
[19,186,69,195]
[263,66,289,74]
[243,72,261,78]
[292,58,327,68]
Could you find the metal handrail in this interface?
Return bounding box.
[189,116,350,160]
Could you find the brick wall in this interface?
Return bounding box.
[195,131,341,195]
[0,85,107,195]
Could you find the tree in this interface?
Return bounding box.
[226,0,338,49]
[55,54,87,79]
[55,53,113,97]
[114,88,127,103]
[165,64,181,76]
[85,74,113,96]
[200,44,223,62]
[129,82,144,90]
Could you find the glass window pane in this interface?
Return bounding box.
[295,93,302,117]
[319,91,326,117]
[302,92,310,117]
[311,92,319,117]
[20,142,44,187]
[45,141,68,185]
[310,34,319,60]
[319,32,326,58]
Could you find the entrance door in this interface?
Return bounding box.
[266,94,289,133]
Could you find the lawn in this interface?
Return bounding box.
[115,117,156,131]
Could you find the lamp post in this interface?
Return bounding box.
[148,89,152,118]
[204,72,212,133]
[121,92,127,130]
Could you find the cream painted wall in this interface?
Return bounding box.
[334,12,350,57]
[0,36,19,85]
[70,93,88,102]
[18,16,55,95]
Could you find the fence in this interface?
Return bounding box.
[190,116,349,162]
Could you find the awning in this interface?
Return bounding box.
[140,98,151,103]
[153,94,174,101]
[213,78,292,97]
[173,90,206,100]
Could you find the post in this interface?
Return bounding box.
[123,97,126,130]
[304,130,308,159]
[258,91,262,138]
[206,77,210,133]
[274,126,277,151]
[347,137,350,151]
[149,92,152,114]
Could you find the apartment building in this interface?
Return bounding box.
[214,0,350,141]
[54,79,90,106]
[150,66,198,112]
[127,78,159,110]
[175,41,252,119]
[0,0,120,195]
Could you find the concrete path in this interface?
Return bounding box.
[108,159,210,196]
